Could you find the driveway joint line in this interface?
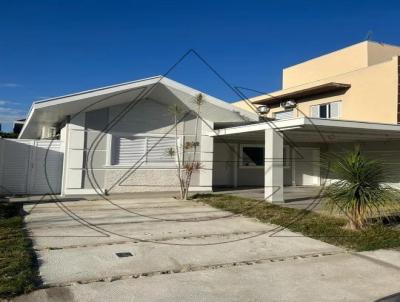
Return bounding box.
[39,250,346,288]
[33,230,271,251]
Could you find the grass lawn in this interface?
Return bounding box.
[0,203,39,299]
[194,194,400,252]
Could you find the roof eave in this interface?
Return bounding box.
[252,82,351,105]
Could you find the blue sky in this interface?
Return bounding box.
[1,0,400,131]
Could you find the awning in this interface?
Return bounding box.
[212,117,400,143]
[252,82,351,105]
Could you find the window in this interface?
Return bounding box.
[274,109,294,120]
[310,101,341,119]
[240,144,291,168]
[112,135,176,166]
[283,145,291,168]
[41,126,57,139]
[319,104,327,118]
[240,145,264,167]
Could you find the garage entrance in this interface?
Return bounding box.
[211,117,400,202]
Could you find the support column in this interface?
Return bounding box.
[264,128,284,203]
[64,113,85,192]
[198,120,214,192]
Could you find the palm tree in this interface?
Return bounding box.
[323,148,398,230]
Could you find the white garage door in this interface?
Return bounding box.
[0,139,63,195]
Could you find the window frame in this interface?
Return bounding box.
[239,144,291,169]
[319,103,328,118]
[108,133,179,168]
[310,101,341,119]
[239,144,265,169]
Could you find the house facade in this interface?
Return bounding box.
[234,41,400,124]
[16,77,258,196]
[7,41,400,202]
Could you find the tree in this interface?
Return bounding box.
[324,147,398,230]
[167,93,204,200]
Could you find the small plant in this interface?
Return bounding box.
[323,147,399,230]
[168,93,204,200]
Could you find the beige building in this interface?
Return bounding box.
[234,41,400,125]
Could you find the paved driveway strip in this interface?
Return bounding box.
[18,197,400,301]
[14,253,400,302]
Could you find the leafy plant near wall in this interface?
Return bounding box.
[323,147,399,230]
[167,93,204,200]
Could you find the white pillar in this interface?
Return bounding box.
[198,120,214,191]
[64,113,85,192]
[264,128,284,203]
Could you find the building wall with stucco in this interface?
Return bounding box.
[233,41,400,125]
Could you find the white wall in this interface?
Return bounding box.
[321,141,400,189]
[212,141,265,187]
[62,99,214,195]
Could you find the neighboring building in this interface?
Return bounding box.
[13,119,25,135]
[233,41,400,125]
[4,41,400,202]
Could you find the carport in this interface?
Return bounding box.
[211,117,400,202]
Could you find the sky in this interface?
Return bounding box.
[1,0,400,131]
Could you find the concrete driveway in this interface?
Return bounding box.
[15,197,400,301]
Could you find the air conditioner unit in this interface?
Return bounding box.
[280,99,297,109]
[257,105,270,114]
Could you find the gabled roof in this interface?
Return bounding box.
[19,76,258,138]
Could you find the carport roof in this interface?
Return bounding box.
[212,117,400,142]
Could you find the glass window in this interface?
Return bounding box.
[241,145,264,167]
[319,104,328,118]
[310,101,341,119]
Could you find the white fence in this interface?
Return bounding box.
[0,139,63,195]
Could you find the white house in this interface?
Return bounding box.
[6,74,399,202]
[15,76,260,197]
[3,41,400,202]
